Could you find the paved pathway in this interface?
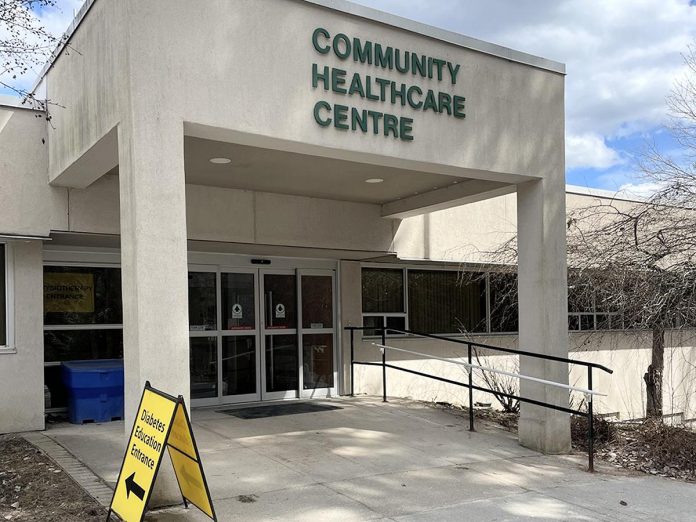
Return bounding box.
[34,397,696,520]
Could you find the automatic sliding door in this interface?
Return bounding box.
[261,272,298,399]
[299,270,337,397]
[188,271,219,405]
[220,271,260,403]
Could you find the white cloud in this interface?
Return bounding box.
[617,182,664,199]
[566,133,623,170]
[352,0,696,177]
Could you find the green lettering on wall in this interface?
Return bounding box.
[453,96,466,118]
[391,82,406,106]
[348,73,366,97]
[310,27,468,141]
[312,63,329,90]
[314,101,332,126]
[332,68,347,94]
[411,54,427,78]
[395,49,410,74]
[407,85,423,109]
[400,117,414,141]
[312,28,330,54]
[438,92,452,115]
[352,107,368,132]
[367,110,383,135]
[374,44,394,70]
[375,77,390,101]
[447,62,461,85]
[333,33,351,59]
[334,104,350,129]
[364,76,380,101]
[383,113,399,138]
[423,90,439,112]
[353,38,373,65]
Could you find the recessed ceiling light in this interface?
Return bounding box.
[209,157,231,164]
[365,178,384,184]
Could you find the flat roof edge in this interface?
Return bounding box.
[565,184,646,203]
[33,0,565,94]
[0,95,45,112]
[31,0,96,94]
[301,0,566,75]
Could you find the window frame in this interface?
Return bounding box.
[360,266,408,336]
[361,263,492,338]
[360,263,633,338]
[42,260,124,412]
[0,242,14,352]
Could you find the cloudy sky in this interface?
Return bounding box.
[5,0,696,192]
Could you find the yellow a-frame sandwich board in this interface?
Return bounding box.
[107,382,217,522]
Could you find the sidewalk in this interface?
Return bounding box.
[37,397,695,520]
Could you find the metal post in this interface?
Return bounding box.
[382,328,387,402]
[350,328,355,397]
[588,367,594,472]
[468,344,475,432]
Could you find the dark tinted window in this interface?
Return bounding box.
[189,272,217,331]
[362,268,404,313]
[489,273,518,333]
[408,270,486,334]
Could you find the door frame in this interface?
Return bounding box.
[260,268,299,401]
[298,268,338,399]
[218,266,262,405]
[187,264,220,408]
[188,255,339,408]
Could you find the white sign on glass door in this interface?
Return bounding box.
[275,303,286,319]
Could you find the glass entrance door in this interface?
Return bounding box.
[261,271,299,400]
[189,264,337,407]
[299,270,336,398]
[220,270,260,403]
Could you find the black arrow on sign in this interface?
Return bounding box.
[125,472,145,501]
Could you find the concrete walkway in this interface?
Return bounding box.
[40,397,695,521]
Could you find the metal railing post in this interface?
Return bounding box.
[350,328,355,397]
[382,328,387,402]
[468,344,475,432]
[588,367,594,472]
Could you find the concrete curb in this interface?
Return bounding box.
[22,431,114,507]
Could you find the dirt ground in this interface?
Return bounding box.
[435,402,696,483]
[0,435,106,522]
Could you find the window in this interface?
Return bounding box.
[1,244,7,347]
[567,282,621,331]
[361,265,637,336]
[43,265,123,409]
[362,268,406,335]
[408,270,486,334]
[361,266,485,336]
[489,272,518,333]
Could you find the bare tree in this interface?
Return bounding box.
[463,43,696,420]
[1,0,66,110]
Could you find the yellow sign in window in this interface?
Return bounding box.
[44,273,95,313]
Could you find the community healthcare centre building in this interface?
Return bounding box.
[4,0,691,455]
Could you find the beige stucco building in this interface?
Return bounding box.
[1,0,605,460]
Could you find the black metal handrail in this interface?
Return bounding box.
[345,325,614,472]
[350,326,614,374]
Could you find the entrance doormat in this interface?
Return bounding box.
[216,402,342,419]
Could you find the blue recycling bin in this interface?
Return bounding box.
[61,359,124,424]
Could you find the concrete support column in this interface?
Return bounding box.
[118,115,189,503]
[517,179,570,454]
[339,260,362,395]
